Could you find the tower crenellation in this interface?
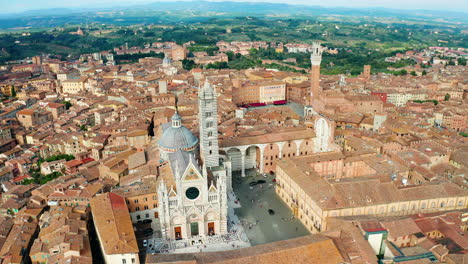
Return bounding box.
[309,41,323,105]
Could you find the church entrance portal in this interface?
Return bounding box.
[174,226,182,240]
[190,222,199,236]
[208,222,215,235]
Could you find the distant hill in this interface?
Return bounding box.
[0,0,466,29]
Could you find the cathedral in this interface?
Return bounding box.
[156,81,228,240]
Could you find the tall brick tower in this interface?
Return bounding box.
[309,41,323,105]
[363,65,371,79]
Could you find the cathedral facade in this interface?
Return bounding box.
[156,82,228,240]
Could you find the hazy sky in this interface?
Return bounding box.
[0,0,467,14]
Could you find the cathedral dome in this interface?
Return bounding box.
[158,113,198,152]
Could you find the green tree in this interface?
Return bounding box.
[62,100,72,110]
[182,59,196,70]
[444,93,450,101]
[422,70,427,76]
[10,86,16,97]
[410,71,417,76]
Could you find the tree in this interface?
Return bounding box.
[10,86,16,97]
[62,100,72,110]
[444,93,450,101]
[182,59,196,70]
[410,71,417,76]
[422,70,427,76]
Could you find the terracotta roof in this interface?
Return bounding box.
[276,156,468,211]
[146,234,345,264]
[47,102,65,109]
[90,193,139,255]
[17,109,35,115]
[220,128,315,148]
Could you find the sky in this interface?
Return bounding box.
[0,0,466,14]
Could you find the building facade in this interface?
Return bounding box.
[157,90,229,240]
[275,156,468,234]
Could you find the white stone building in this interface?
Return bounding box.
[156,81,229,240]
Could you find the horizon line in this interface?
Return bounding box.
[0,0,466,16]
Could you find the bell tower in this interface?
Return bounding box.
[198,80,220,168]
[309,41,323,105]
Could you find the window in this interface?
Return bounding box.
[208,131,213,137]
[132,259,135,264]
[122,259,126,264]
[206,112,212,117]
[136,215,141,220]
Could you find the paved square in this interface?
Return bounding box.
[232,170,310,246]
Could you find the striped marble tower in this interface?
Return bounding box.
[198,80,220,168]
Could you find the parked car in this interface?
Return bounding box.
[142,219,152,224]
[268,209,275,215]
[257,180,266,184]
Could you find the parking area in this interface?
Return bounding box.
[232,169,310,246]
